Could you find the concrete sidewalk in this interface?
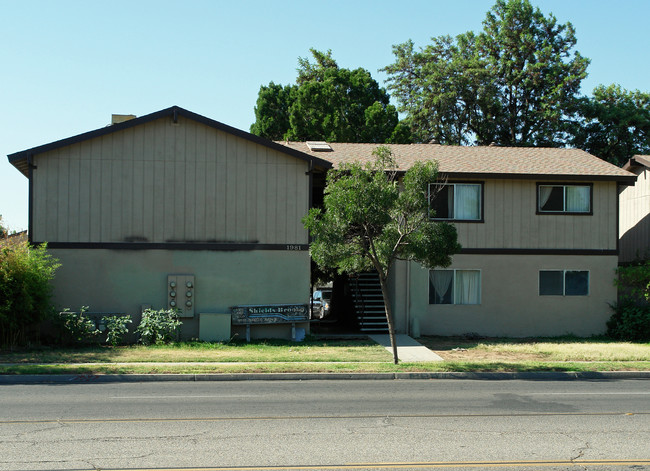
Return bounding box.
[369,334,444,362]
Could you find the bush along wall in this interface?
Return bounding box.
[607,302,650,341]
[609,261,650,341]
[0,241,60,348]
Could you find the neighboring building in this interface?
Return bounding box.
[281,142,637,337]
[7,106,331,340]
[619,155,650,263]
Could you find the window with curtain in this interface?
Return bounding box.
[429,183,482,221]
[429,269,481,304]
[539,270,589,296]
[538,184,591,213]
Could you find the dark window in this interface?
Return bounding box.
[565,271,589,296]
[431,185,452,219]
[539,270,589,296]
[430,183,482,221]
[538,184,591,213]
[539,271,564,295]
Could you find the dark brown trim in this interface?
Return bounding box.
[616,185,620,255]
[39,242,309,251]
[536,182,594,216]
[307,160,313,210]
[459,248,617,256]
[439,172,635,184]
[27,154,34,244]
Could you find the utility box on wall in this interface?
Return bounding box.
[167,274,195,317]
[199,313,231,342]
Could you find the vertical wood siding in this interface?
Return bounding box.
[31,116,309,245]
[453,179,617,250]
[619,168,650,261]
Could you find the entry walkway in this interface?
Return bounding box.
[369,334,444,362]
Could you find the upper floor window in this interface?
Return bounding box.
[429,182,483,221]
[537,184,592,214]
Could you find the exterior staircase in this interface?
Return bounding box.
[349,272,389,333]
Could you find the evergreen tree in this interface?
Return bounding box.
[383,0,589,146]
[251,49,410,143]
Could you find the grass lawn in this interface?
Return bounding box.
[0,336,649,375]
[0,339,391,364]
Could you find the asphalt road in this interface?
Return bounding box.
[1,379,649,470]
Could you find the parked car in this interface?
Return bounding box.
[311,288,332,319]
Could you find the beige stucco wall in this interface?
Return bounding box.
[619,167,650,262]
[31,115,310,245]
[453,180,617,250]
[49,248,311,340]
[389,254,618,337]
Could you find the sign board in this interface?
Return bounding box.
[231,304,309,325]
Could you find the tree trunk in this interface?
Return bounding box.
[377,274,399,364]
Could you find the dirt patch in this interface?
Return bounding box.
[418,336,548,361]
[431,349,546,361]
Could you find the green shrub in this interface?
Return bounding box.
[0,241,60,347]
[102,315,133,346]
[58,306,99,345]
[616,261,650,302]
[135,308,182,345]
[607,302,650,341]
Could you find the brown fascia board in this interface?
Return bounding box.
[625,155,650,170]
[438,171,637,184]
[7,106,332,178]
[366,169,636,185]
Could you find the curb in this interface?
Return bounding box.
[1,371,649,384]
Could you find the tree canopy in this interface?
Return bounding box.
[251,49,410,143]
[571,84,650,166]
[303,147,460,363]
[382,0,589,147]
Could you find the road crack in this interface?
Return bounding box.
[563,432,592,468]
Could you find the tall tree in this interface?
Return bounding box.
[383,0,589,146]
[571,84,650,166]
[303,147,460,363]
[249,82,293,141]
[251,49,410,143]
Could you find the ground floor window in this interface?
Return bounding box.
[429,269,481,305]
[539,270,589,296]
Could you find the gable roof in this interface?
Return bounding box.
[278,142,636,183]
[7,106,333,177]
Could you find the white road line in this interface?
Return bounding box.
[110,395,259,399]
[528,392,650,395]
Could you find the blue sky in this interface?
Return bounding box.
[2,0,649,231]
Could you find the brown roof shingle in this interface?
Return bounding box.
[277,142,636,182]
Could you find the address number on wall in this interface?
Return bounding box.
[286,245,307,251]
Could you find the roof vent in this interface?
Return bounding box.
[111,114,136,125]
[306,141,332,152]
